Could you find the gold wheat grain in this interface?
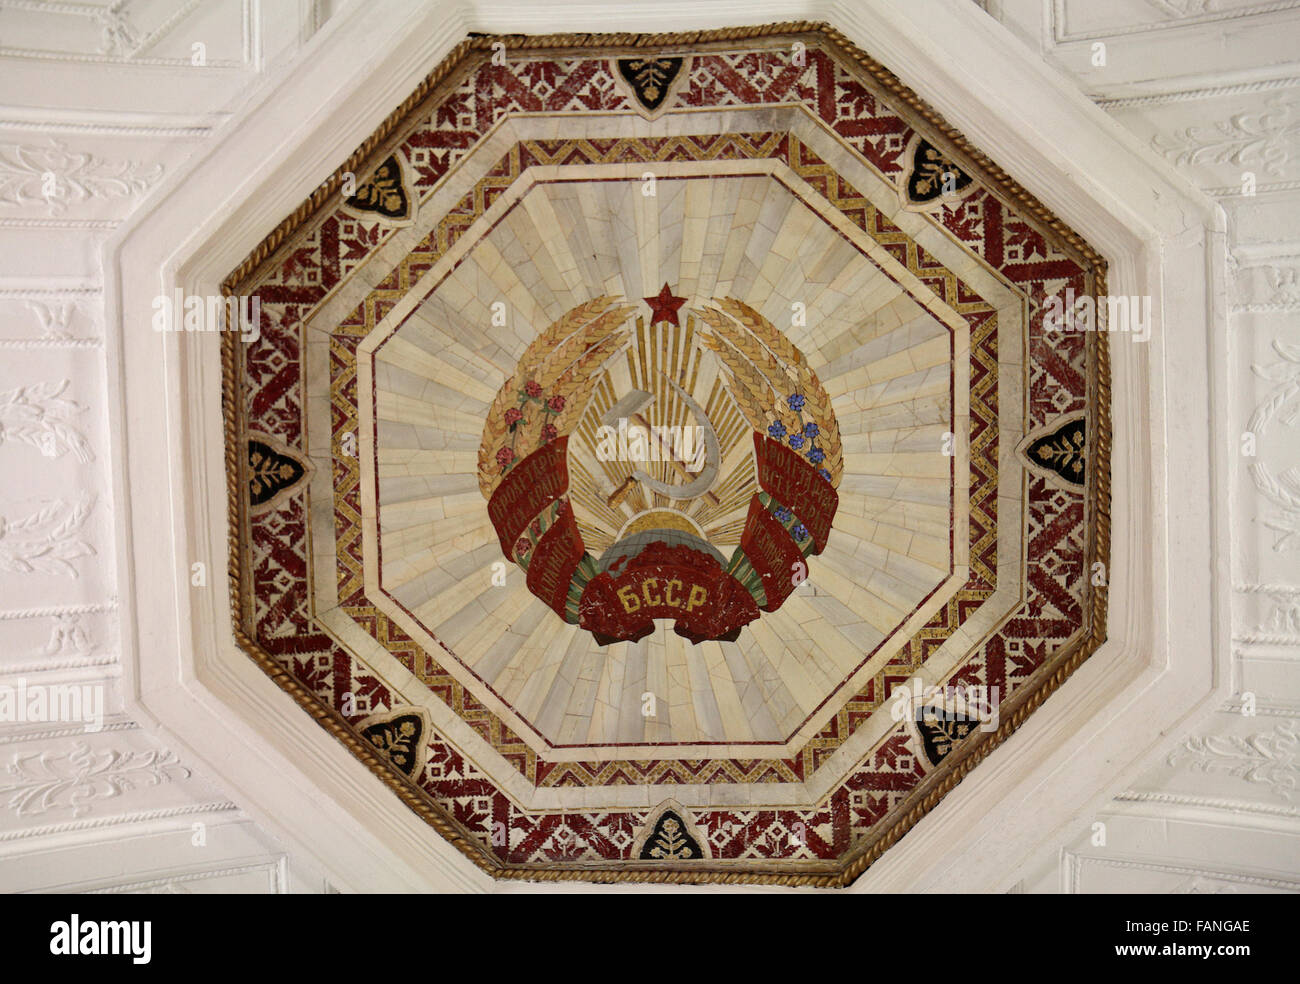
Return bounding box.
[477,297,633,497]
[698,300,845,486]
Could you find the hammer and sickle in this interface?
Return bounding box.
[601,375,721,504]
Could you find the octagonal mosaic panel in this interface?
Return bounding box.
[221,23,1109,886]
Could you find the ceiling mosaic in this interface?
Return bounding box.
[220,22,1110,886]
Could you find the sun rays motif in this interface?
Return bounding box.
[567,308,758,555]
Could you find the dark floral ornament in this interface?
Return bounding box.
[344,154,414,222]
[1017,412,1087,489]
[902,136,975,207]
[356,707,431,779]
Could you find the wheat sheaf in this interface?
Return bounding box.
[477,296,634,497]
[695,298,843,486]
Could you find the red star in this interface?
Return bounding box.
[644,283,687,327]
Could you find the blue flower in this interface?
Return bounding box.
[818,468,832,482]
[792,524,809,541]
[767,421,786,439]
[803,422,819,437]
[774,506,792,523]
[788,434,804,450]
[808,447,825,464]
[788,393,805,412]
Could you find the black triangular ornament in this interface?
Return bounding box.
[248,438,307,508]
[346,155,410,220]
[1024,417,1087,487]
[638,809,704,860]
[905,138,973,204]
[360,712,425,777]
[617,56,684,113]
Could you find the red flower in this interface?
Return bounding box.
[524,380,543,398]
[546,395,566,412]
[496,446,515,468]
[541,423,558,442]
[530,518,542,537]
[514,537,531,557]
[504,406,523,425]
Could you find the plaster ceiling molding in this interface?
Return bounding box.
[1092,77,1300,118]
[1234,584,1300,644]
[1239,332,1300,584]
[1114,787,1300,821]
[0,291,103,350]
[1150,94,1300,194]
[1225,246,1300,695]
[1166,721,1300,798]
[0,810,297,893]
[1053,0,1300,41]
[0,380,94,463]
[0,0,247,67]
[1229,252,1300,311]
[1146,0,1220,17]
[1175,874,1240,892]
[25,300,95,343]
[0,799,237,852]
[86,858,287,894]
[27,300,81,340]
[0,314,111,609]
[0,730,191,822]
[989,0,1300,93]
[0,494,97,580]
[0,3,335,137]
[108,0,1226,893]
[1012,802,1300,892]
[0,140,163,226]
[1231,648,1300,715]
[1220,699,1300,722]
[0,602,119,677]
[1065,853,1300,893]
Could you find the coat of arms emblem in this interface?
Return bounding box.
[478,286,842,644]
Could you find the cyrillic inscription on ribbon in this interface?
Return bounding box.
[526,501,586,618]
[578,541,759,645]
[753,434,838,553]
[486,437,569,557]
[739,495,806,612]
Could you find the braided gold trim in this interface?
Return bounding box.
[220,23,1111,888]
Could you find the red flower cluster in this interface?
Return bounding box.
[496,446,515,468]
[546,395,565,412]
[503,406,523,425]
[514,537,531,558]
[541,423,558,442]
[524,380,543,398]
